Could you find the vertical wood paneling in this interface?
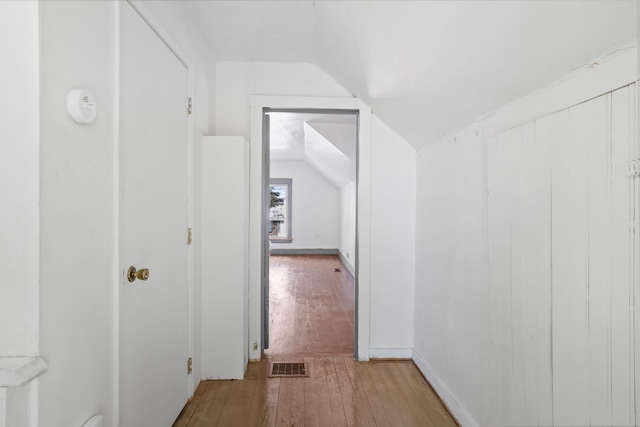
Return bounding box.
[452,129,487,423]
[487,131,514,426]
[552,105,591,426]
[632,83,640,427]
[551,105,590,426]
[519,123,537,427]
[412,75,640,427]
[585,95,612,425]
[509,127,527,427]
[610,84,635,426]
[485,84,637,426]
[521,119,553,426]
[420,82,637,426]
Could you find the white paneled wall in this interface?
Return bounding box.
[415,83,638,426]
[487,84,638,426]
[486,113,554,426]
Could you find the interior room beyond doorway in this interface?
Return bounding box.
[266,254,355,356]
[265,110,358,355]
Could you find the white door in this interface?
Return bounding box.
[120,3,189,426]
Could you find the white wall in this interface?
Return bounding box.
[215,62,351,137]
[414,45,638,426]
[37,2,212,425]
[39,2,116,425]
[414,125,490,426]
[216,62,416,359]
[370,117,416,357]
[0,0,39,358]
[270,160,340,250]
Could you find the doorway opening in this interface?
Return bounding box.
[261,109,359,357]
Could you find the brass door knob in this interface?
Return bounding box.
[127,266,150,282]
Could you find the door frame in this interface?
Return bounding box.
[249,96,372,361]
[114,0,195,423]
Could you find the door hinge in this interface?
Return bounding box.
[187,357,193,374]
[187,227,192,245]
[187,97,192,115]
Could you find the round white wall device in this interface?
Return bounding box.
[66,89,97,124]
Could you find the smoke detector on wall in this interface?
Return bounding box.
[66,88,97,124]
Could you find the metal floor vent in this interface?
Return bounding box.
[268,362,309,378]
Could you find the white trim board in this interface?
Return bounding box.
[412,349,478,427]
[337,250,355,277]
[269,248,339,255]
[370,347,413,359]
[482,38,637,137]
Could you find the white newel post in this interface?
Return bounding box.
[0,358,48,427]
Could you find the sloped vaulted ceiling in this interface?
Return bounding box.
[268,112,357,187]
[182,0,637,150]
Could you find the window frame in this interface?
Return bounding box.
[268,178,292,243]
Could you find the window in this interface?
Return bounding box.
[269,178,292,242]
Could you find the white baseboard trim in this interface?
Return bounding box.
[269,248,338,255]
[412,349,478,427]
[337,250,355,276]
[370,347,413,359]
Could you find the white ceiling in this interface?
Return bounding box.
[269,112,357,187]
[269,112,356,161]
[304,122,356,188]
[182,0,637,150]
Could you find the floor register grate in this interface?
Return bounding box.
[268,362,309,378]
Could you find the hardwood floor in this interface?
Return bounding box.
[266,254,355,356]
[174,355,459,427]
[174,255,459,426]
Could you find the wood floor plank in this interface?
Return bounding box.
[172,381,211,427]
[175,358,459,427]
[262,377,281,427]
[397,362,459,427]
[267,255,354,356]
[244,360,265,380]
[175,256,458,427]
[302,357,320,427]
[290,375,305,426]
[385,362,438,427]
[245,367,271,427]
[275,378,293,426]
[336,356,377,426]
[197,380,232,427]
[353,361,396,427]
[308,356,333,427]
[215,378,255,426]
[321,356,349,425]
[186,381,223,427]
[384,361,442,427]
[334,357,356,426]
[368,362,410,426]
